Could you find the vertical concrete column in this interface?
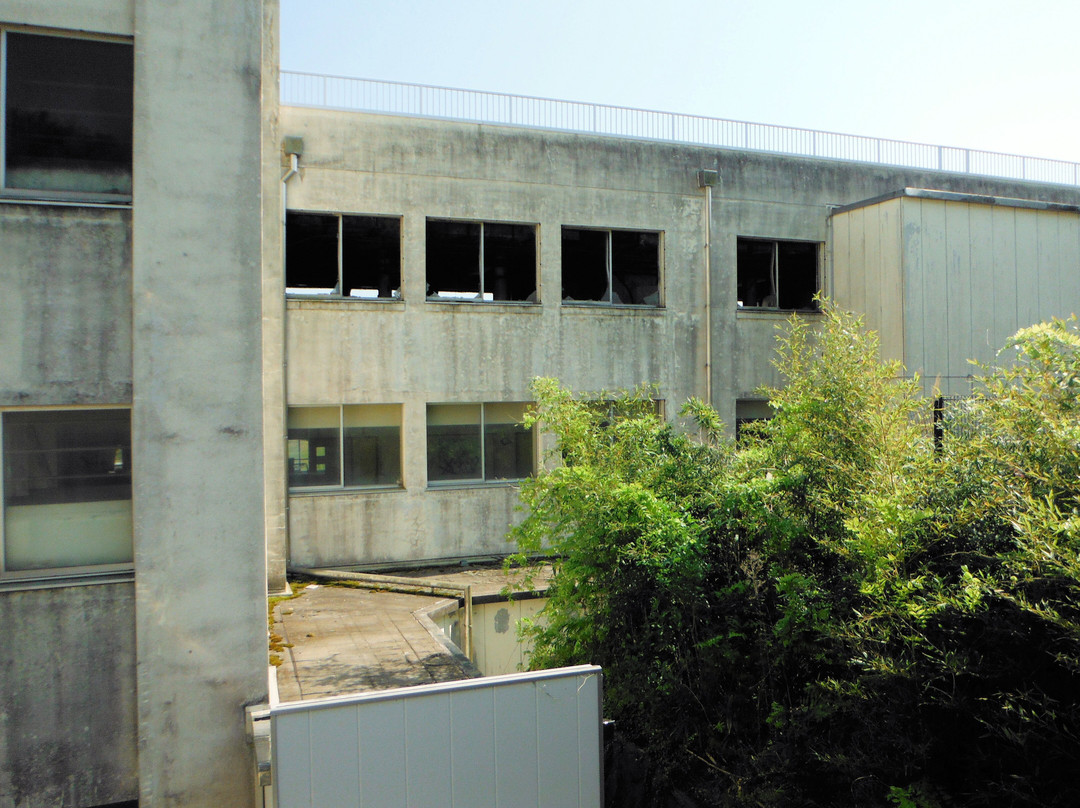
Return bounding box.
[132,1,270,805]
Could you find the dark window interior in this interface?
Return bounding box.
[286,429,340,488]
[427,220,481,298]
[427,422,482,482]
[3,410,131,507]
[737,238,818,310]
[484,223,536,301]
[562,227,660,305]
[484,422,533,480]
[287,213,400,298]
[342,216,401,298]
[427,220,535,301]
[5,33,133,194]
[611,230,660,304]
[343,426,400,486]
[562,228,609,302]
[286,212,339,292]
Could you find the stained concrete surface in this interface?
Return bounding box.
[272,565,552,702]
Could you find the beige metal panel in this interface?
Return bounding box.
[876,199,905,363]
[944,202,973,396]
[1060,213,1080,315]
[900,198,925,384]
[1014,208,1042,333]
[967,204,999,366]
[1037,211,1064,324]
[915,200,951,392]
[862,202,883,334]
[830,210,851,304]
[990,205,1019,355]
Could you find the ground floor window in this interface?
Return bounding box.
[427,402,534,484]
[287,404,402,490]
[1,408,132,573]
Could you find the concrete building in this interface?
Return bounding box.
[0,0,277,805]
[2,0,1080,804]
[270,102,1080,581]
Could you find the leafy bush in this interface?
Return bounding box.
[512,306,1080,806]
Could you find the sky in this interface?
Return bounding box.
[280,0,1080,165]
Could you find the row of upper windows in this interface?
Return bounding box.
[1,29,133,199]
[286,213,665,307]
[287,402,534,491]
[286,212,822,312]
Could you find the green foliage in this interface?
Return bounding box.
[512,305,1080,806]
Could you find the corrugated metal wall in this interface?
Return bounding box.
[270,665,603,808]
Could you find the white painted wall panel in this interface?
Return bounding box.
[271,665,603,808]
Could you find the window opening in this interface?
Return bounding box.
[562,227,661,306]
[285,212,401,299]
[3,32,133,195]
[735,399,772,442]
[426,220,537,302]
[2,409,132,572]
[736,238,819,310]
[427,402,533,484]
[287,405,402,489]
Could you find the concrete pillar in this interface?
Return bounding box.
[132,1,271,804]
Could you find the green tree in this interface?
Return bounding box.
[513,307,1080,807]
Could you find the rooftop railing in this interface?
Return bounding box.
[281,71,1080,187]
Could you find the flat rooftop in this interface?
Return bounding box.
[280,71,1080,188]
[271,564,552,702]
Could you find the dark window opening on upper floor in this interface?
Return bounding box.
[426,219,537,302]
[3,31,133,196]
[286,212,401,298]
[562,228,661,306]
[737,238,819,311]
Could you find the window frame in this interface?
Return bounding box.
[736,237,822,312]
[286,404,404,493]
[426,402,536,487]
[0,406,134,581]
[285,210,403,300]
[561,226,664,307]
[425,218,539,304]
[0,27,134,203]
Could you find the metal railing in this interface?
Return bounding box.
[280,71,1080,187]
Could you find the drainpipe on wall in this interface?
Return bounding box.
[280,138,303,565]
[698,169,719,406]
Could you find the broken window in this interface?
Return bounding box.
[736,238,819,310]
[287,405,402,489]
[562,228,661,306]
[2,409,132,573]
[427,402,533,484]
[286,212,401,298]
[3,31,133,196]
[426,220,537,302]
[735,399,772,442]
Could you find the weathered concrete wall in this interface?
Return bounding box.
[132,0,270,804]
[277,107,1080,567]
[0,583,137,807]
[0,205,132,407]
[0,0,133,35]
[261,3,288,593]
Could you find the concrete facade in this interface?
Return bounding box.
[0,0,275,805]
[1,0,1079,802]
[274,108,1080,575]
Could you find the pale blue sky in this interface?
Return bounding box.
[281,0,1080,164]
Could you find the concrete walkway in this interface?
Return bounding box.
[271,565,552,702]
